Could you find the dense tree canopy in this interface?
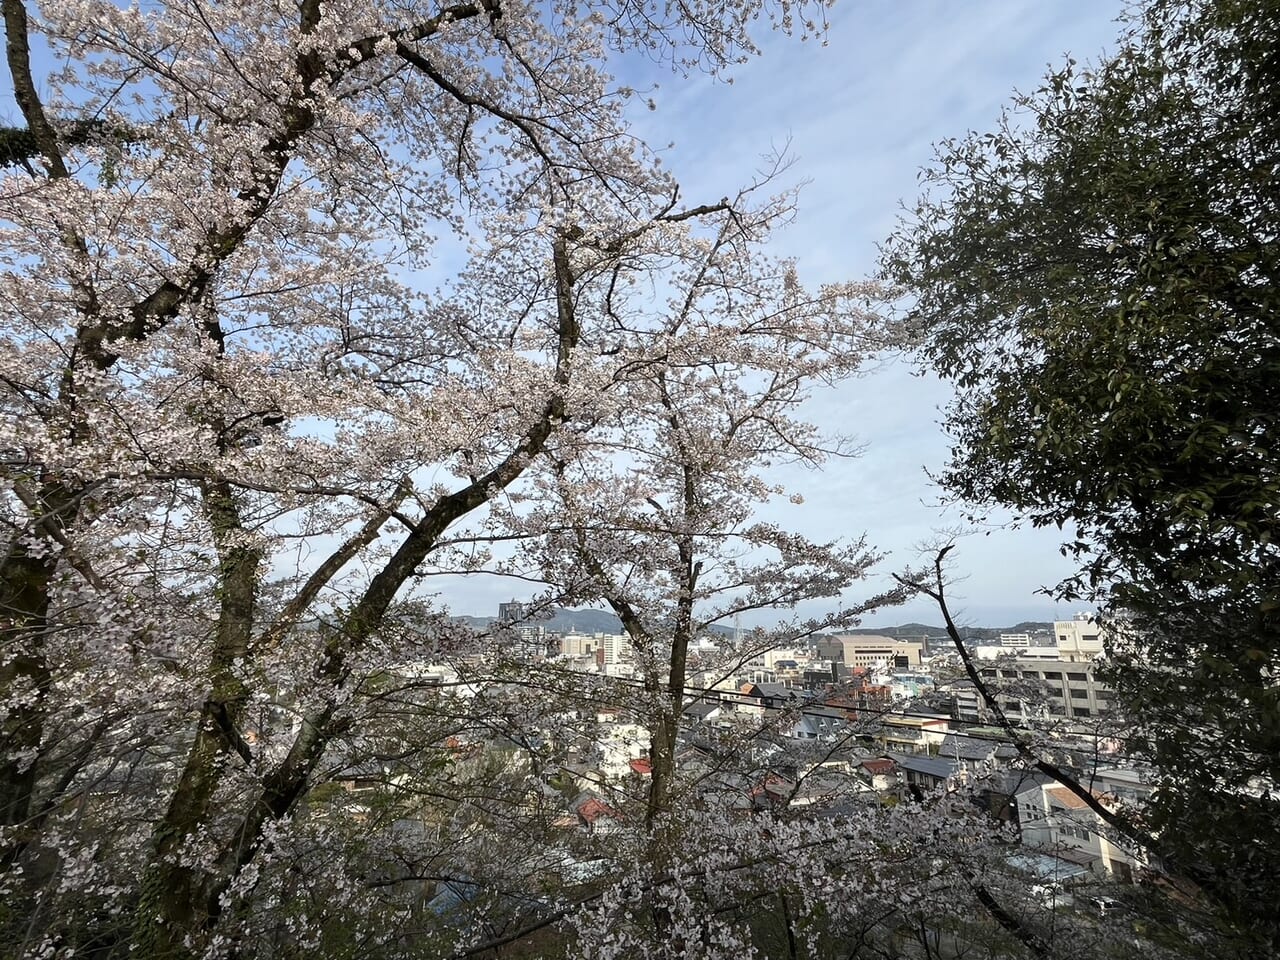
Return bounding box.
[0,0,899,955]
[882,0,1280,946]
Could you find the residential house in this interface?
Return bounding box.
[891,753,962,797]
[570,794,623,835]
[1015,778,1147,882]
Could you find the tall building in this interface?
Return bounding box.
[601,632,632,665]
[498,600,525,623]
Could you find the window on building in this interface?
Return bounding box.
[1072,707,1092,717]
[1068,672,1087,681]
[1070,688,1088,699]
[1042,671,1062,680]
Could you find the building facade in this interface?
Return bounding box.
[1054,614,1104,661]
[834,634,924,669]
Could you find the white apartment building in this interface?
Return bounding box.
[601,632,632,665]
[1055,614,1105,661]
[747,646,809,670]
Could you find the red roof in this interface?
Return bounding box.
[628,758,653,776]
[576,798,621,824]
[862,758,895,776]
[749,773,793,799]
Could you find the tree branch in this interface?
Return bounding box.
[895,547,1169,867]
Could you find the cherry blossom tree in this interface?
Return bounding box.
[506,165,901,938]
[482,174,1166,959]
[0,0,852,956]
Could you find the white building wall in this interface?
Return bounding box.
[1055,614,1104,662]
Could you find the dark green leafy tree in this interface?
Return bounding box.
[882,0,1280,947]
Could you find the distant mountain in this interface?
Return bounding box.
[842,623,946,637]
[454,607,737,635]
[835,622,1054,642]
[453,609,1050,639]
[542,608,626,634]
[538,608,737,636]
[1008,621,1055,633]
[451,608,624,634]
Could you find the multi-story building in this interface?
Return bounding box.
[498,600,526,623]
[559,632,632,666]
[874,712,950,753]
[561,632,602,658]
[886,672,934,699]
[833,634,924,670]
[1055,613,1104,661]
[601,631,632,665]
[510,624,548,660]
[958,617,1113,725]
[977,657,1114,722]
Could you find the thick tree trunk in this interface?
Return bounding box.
[0,474,79,956]
[128,225,579,956]
[646,549,696,943]
[131,479,262,959]
[0,479,77,862]
[0,544,55,837]
[646,701,681,943]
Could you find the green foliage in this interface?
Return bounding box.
[881,0,1280,947]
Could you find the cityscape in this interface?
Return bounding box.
[0,0,1272,957]
[416,601,1145,889]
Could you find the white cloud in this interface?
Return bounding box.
[622,0,1127,627]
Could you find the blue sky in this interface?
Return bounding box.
[1,2,1128,628]
[619,0,1129,627]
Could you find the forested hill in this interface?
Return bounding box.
[455,610,1052,640]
